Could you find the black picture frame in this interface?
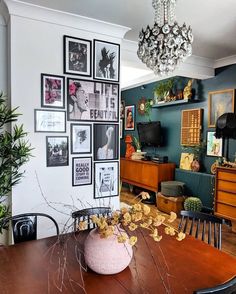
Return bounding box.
[71,123,92,154]
[94,161,119,199]
[93,123,119,161]
[41,73,65,109]
[46,136,69,167]
[35,109,66,133]
[93,39,120,82]
[72,157,92,186]
[120,119,123,139]
[67,78,119,122]
[63,35,92,77]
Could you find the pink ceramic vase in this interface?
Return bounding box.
[84,227,133,275]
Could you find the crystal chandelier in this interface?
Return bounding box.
[137,0,193,76]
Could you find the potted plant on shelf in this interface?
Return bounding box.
[0,91,32,243]
[153,78,175,104]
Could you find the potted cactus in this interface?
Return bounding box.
[184,197,203,212]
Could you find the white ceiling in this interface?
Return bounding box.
[15,0,236,87]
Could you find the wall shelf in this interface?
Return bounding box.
[152,98,200,108]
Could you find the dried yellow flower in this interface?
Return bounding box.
[176,232,186,241]
[77,221,87,231]
[132,212,143,222]
[91,215,99,224]
[168,212,177,223]
[128,223,138,231]
[153,235,162,242]
[129,236,138,246]
[121,207,129,214]
[123,212,131,223]
[133,203,142,212]
[117,233,128,243]
[143,204,151,215]
[140,222,150,229]
[139,191,151,200]
[165,226,176,236]
[153,215,165,226]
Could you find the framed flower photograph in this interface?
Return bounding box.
[93,124,119,161]
[124,105,135,131]
[41,74,65,108]
[93,39,120,82]
[208,89,235,127]
[63,35,92,77]
[35,109,66,133]
[72,157,92,186]
[46,136,69,167]
[67,78,119,122]
[207,131,223,157]
[71,123,92,154]
[94,161,119,199]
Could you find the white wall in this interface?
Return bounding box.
[5,0,129,238]
[0,14,7,92]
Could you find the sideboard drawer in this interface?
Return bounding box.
[215,202,236,220]
[217,180,236,193]
[218,170,236,183]
[216,191,236,206]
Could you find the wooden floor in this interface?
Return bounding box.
[120,189,236,258]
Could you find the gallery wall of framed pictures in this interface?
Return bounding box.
[34,34,120,199]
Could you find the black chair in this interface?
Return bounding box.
[178,210,224,249]
[193,276,236,294]
[72,207,111,231]
[0,213,59,244]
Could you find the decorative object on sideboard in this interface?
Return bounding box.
[137,0,193,76]
[124,135,135,158]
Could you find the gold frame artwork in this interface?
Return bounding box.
[208,89,235,128]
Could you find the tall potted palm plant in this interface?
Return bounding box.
[0,91,32,243]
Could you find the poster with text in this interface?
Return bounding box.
[72,157,92,186]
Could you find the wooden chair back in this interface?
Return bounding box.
[178,210,223,249]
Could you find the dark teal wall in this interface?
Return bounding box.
[121,64,236,174]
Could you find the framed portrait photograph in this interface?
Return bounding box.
[120,100,125,118]
[94,124,118,161]
[179,153,194,171]
[67,78,119,122]
[124,105,135,131]
[208,89,235,127]
[71,123,92,154]
[72,157,92,186]
[207,131,223,157]
[120,119,123,139]
[94,161,119,199]
[41,73,65,108]
[93,39,120,82]
[35,109,66,133]
[46,136,69,167]
[63,35,92,77]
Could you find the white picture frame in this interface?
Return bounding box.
[35,109,66,133]
[207,131,223,157]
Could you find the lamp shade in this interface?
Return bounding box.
[215,112,236,139]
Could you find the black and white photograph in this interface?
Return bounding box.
[67,78,119,122]
[35,109,66,133]
[94,161,118,199]
[94,39,120,82]
[46,136,69,167]
[71,123,92,154]
[94,124,118,161]
[41,73,65,108]
[64,35,91,77]
[72,157,92,186]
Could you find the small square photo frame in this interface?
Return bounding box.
[93,39,120,82]
[41,73,65,108]
[125,105,135,131]
[64,35,92,77]
[46,136,69,167]
[72,157,92,186]
[207,131,223,157]
[94,124,119,161]
[35,109,66,133]
[208,89,235,127]
[71,123,92,154]
[94,161,119,199]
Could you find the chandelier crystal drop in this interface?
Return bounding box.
[137,0,193,76]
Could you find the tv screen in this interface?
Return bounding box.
[137,121,162,147]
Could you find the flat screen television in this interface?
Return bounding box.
[137,121,162,147]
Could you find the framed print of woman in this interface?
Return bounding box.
[125,105,135,131]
